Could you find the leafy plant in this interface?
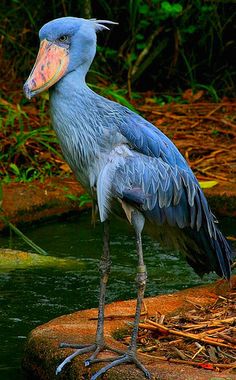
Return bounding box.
[78,193,92,207]
[65,193,92,208]
[0,96,65,182]
[95,0,235,97]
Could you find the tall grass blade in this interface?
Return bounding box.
[8,221,48,256]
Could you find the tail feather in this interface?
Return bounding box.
[183,224,232,279]
[213,228,232,278]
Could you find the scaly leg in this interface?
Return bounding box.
[56,220,121,375]
[56,213,151,379]
[84,220,123,364]
[88,211,151,380]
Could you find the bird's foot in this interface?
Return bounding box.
[56,342,151,379]
[55,341,124,375]
[87,350,151,380]
[56,342,96,374]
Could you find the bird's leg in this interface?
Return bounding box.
[94,219,111,346]
[128,214,147,356]
[88,211,151,380]
[56,213,150,379]
[84,219,124,364]
[56,220,122,375]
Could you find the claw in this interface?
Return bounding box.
[56,343,96,375]
[84,359,91,367]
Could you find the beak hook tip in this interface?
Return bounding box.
[23,82,33,100]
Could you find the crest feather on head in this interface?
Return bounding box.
[89,19,118,32]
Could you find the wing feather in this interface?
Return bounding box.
[97,138,232,279]
[96,105,233,278]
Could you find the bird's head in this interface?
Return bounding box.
[23,17,117,99]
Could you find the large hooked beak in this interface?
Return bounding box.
[23,39,69,99]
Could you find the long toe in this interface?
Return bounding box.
[56,342,151,379]
[60,342,93,349]
[90,353,151,380]
[84,343,125,367]
[56,343,96,374]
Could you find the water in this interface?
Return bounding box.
[0,212,235,380]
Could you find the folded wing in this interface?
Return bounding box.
[97,117,232,279]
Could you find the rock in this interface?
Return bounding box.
[0,249,83,270]
[0,178,86,231]
[22,277,236,380]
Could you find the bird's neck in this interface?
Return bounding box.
[56,68,88,90]
[49,71,109,189]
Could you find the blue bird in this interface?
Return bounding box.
[24,17,233,380]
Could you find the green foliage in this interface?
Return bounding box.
[154,94,187,105]
[112,326,130,341]
[3,163,54,183]
[0,0,235,96]
[194,84,219,103]
[65,193,92,207]
[95,0,235,97]
[160,2,183,17]
[78,193,92,207]
[0,97,64,183]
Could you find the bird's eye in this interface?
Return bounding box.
[58,35,69,43]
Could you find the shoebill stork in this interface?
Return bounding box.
[24,17,233,380]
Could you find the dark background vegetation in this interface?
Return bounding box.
[0,0,235,183]
[0,0,235,97]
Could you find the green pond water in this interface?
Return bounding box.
[0,211,235,380]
